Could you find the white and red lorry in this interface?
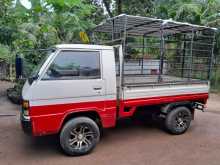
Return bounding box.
[20,15,216,156]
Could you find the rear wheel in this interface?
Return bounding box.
[60,117,100,156]
[165,106,192,135]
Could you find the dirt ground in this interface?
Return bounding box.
[0,81,220,165]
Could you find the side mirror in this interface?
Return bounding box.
[15,54,23,79]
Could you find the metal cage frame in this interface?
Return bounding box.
[93,14,217,87]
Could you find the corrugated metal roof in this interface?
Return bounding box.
[94,14,217,36]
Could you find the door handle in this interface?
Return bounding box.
[93,86,102,90]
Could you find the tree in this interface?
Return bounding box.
[102,0,114,17]
[102,0,154,17]
[6,0,103,65]
[0,44,11,63]
[154,0,220,25]
[122,0,154,16]
[117,0,122,15]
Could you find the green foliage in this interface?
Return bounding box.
[0,44,12,63]
[211,67,220,91]
[0,0,219,88]
[41,0,96,43]
[0,0,103,69]
[154,0,220,25]
[0,0,12,17]
[7,79,25,104]
[122,0,154,16]
[0,0,220,104]
[0,0,219,68]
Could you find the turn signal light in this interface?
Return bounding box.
[22,100,29,109]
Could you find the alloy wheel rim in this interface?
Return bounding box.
[68,124,96,150]
[175,111,190,131]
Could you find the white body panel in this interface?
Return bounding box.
[123,83,209,100]
[22,44,209,107]
[22,44,117,107]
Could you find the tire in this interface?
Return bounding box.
[165,106,192,135]
[60,117,100,156]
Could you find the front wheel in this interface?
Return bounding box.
[60,117,100,156]
[165,106,192,135]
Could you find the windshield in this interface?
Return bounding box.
[28,49,56,84]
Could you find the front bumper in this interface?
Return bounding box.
[20,111,32,135]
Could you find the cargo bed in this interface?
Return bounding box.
[116,75,207,87]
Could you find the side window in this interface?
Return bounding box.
[42,50,101,80]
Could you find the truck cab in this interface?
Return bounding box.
[21,44,118,133]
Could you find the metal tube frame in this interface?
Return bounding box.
[158,24,165,82]
[112,19,115,41]
[121,15,128,87]
[94,15,216,86]
[141,36,145,74]
[188,29,195,80]
[181,34,186,77]
[208,32,216,80]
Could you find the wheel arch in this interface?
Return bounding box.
[161,101,195,118]
[60,110,102,132]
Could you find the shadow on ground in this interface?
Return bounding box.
[25,116,164,156]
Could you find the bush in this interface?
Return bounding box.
[211,67,220,92]
[0,44,11,63]
[7,79,25,104]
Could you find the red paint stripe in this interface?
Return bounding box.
[29,93,208,136]
[119,93,208,117]
[30,99,117,136]
[123,93,208,107]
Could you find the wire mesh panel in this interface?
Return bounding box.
[93,14,216,86]
[161,30,215,82]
